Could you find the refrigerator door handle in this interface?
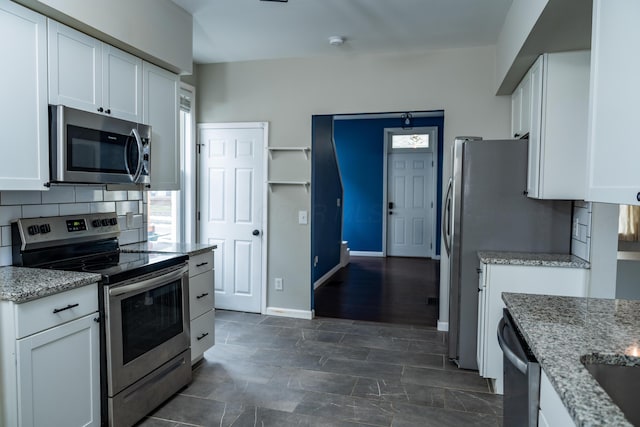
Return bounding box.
[442,177,453,256]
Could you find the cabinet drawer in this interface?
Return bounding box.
[189,269,214,320]
[188,251,214,277]
[16,284,98,339]
[190,309,215,362]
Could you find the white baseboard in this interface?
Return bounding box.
[313,264,342,289]
[349,251,384,257]
[437,320,449,331]
[265,307,313,319]
[432,254,441,260]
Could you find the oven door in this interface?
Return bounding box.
[104,263,189,396]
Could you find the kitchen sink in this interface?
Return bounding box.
[581,355,640,426]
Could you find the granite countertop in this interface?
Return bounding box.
[478,251,590,269]
[503,292,640,427]
[121,242,217,256]
[0,266,101,303]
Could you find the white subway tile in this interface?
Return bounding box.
[131,214,143,229]
[1,226,11,246]
[0,246,11,266]
[116,201,139,216]
[138,228,146,242]
[59,203,91,216]
[128,191,142,200]
[104,190,128,201]
[1,191,41,205]
[90,202,116,214]
[0,206,22,226]
[41,186,75,204]
[22,204,59,218]
[117,215,128,229]
[75,186,104,202]
[119,229,140,245]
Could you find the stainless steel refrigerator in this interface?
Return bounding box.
[442,137,571,370]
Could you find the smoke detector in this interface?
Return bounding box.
[328,36,345,46]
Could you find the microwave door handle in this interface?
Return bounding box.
[130,128,144,183]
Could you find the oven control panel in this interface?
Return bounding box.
[13,213,121,250]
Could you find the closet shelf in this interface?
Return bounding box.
[267,181,310,192]
[267,147,310,160]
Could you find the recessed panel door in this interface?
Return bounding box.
[387,152,434,257]
[199,125,264,312]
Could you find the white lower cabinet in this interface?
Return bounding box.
[188,251,215,364]
[0,284,100,427]
[476,263,587,394]
[539,370,575,427]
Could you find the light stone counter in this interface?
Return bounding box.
[478,251,590,269]
[0,266,101,303]
[503,292,640,427]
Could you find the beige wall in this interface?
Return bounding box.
[16,0,192,73]
[196,45,511,314]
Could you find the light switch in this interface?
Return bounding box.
[298,210,308,225]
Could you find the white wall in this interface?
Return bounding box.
[15,0,192,73]
[196,45,511,314]
[587,202,619,298]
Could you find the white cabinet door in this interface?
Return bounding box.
[0,0,48,191]
[48,19,102,113]
[526,56,543,197]
[102,45,142,122]
[539,370,576,427]
[586,0,640,205]
[476,265,488,376]
[480,264,587,394]
[510,73,531,139]
[143,61,180,191]
[17,313,100,427]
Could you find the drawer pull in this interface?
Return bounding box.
[196,332,209,341]
[196,262,209,267]
[53,303,79,314]
[196,292,209,300]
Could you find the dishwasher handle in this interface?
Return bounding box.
[497,317,528,375]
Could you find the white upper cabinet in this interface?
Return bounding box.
[511,71,532,139]
[586,0,640,205]
[48,20,142,122]
[0,0,49,191]
[143,61,180,191]
[512,51,590,200]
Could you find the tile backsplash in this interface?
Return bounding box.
[571,201,591,261]
[0,185,147,266]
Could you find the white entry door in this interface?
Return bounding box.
[198,123,266,313]
[387,151,435,257]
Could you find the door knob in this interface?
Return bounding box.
[252,229,260,236]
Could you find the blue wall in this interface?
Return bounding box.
[333,114,444,255]
[311,115,344,286]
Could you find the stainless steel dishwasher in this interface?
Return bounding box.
[497,309,541,427]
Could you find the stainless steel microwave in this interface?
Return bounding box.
[49,105,151,186]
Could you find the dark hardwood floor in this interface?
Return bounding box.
[313,256,440,327]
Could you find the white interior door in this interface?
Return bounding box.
[198,123,265,313]
[387,151,434,257]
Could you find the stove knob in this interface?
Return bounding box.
[27,225,39,235]
[101,219,109,227]
[109,218,118,226]
[39,224,50,234]
[91,220,101,228]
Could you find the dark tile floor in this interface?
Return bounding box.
[139,311,503,427]
[313,257,440,327]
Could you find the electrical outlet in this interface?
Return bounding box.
[274,277,283,291]
[298,210,308,225]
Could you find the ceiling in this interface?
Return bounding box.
[172,0,514,64]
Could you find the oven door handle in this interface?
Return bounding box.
[497,318,528,375]
[130,128,144,183]
[109,265,188,297]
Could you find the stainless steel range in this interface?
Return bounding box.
[12,213,192,427]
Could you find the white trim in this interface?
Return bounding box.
[266,307,314,320]
[350,251,384,257]
[180,82,196,244]
[334,111,445,121]
[313,264,342,290]
[437,320,449,331]
[196,121,269,315]
[383,126,439,258]
[432,254,441,261]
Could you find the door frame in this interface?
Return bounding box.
[196,121,269,314]
[382,126,439,258]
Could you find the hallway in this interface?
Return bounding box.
[314,256,440,327]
